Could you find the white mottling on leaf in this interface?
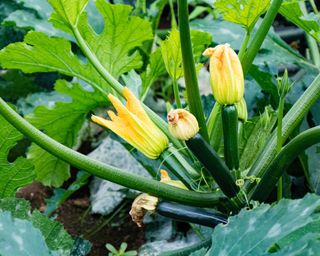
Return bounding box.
[266,223,281,238]
[12,233,24,251]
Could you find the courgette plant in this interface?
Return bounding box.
[0,0,320,254]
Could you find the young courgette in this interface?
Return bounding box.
[222,105,239,170]
[156,201,227,228]
[186,134,239,197]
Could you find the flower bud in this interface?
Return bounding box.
[235,98,248,122]
[277,69,291,99]
[167,109,199,140]
[203,44,244,105]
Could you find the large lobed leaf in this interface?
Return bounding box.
[0,111,34,198]
[209,193,320,255]
[26,80,106,187]
[0,212,54,256]
[76,0,153,78]
[214,0,270,31]
[0,1,153,89]
[0,197,76,255]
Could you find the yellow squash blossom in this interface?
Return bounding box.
[167,109,199,141]
[91,87,168,159]
[203,44,244,105]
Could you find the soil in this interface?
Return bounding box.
[17,181,145,255]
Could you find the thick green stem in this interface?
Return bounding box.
[238,31,250,61]
[250,126,320,202]
[241,0,283,74]
[172,79,182,108]
[0,97,224,207]
[245,74,320,192]
[72,27,184,151]
[177,0,209,142]
[276,98,285,201]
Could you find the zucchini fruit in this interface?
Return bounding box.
[186,134,239,197]
[221,105,239,170]
[156,201,227,228]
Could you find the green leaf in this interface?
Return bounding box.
[160,28,212,80]
[214,0,270,31]
[0,197,75,255]
[306,145,320,194]
[0,70,41,102]
[161,29,183,80]
[77,0,153,78]
[0,110,34,198]
[26,80,106,187]
[0,31,110,91]
[248,65,279,108]
[210,194,320,255]
[0,211,53,255]
[140,48,166,100]
[280,0,320,42]
[0,1,153,89]
[49,0,89,34]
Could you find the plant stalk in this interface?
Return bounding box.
[238,31,250,61]
[276,97,285,201]
[250,126,320,202]
[177,0,209,142]
[241,0,284,74]
[0,97,224,207]
[172,79,182,108]
[244,74,320,192]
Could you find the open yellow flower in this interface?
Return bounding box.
[91,87,169,159]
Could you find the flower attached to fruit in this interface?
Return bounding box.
[91,87,168,159]
[167,109,199,140]
[235,98,248,122]
[203,44,244,105]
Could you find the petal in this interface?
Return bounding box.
[123,87,154,128]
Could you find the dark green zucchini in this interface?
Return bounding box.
[156,201,227,228]
[221,105,239,170]
[186,134,239,197]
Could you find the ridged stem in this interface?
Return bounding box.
[0,97,224,207]
[245,74,320,192]
[177,0,209,142]
[250,126,320,202]
[241,0,283,74]
[277,97,285,201]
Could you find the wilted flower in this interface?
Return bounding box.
[91,87,168,159]
[167,109,199,140]
[129,193,159,227]
[203,44,244,105]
